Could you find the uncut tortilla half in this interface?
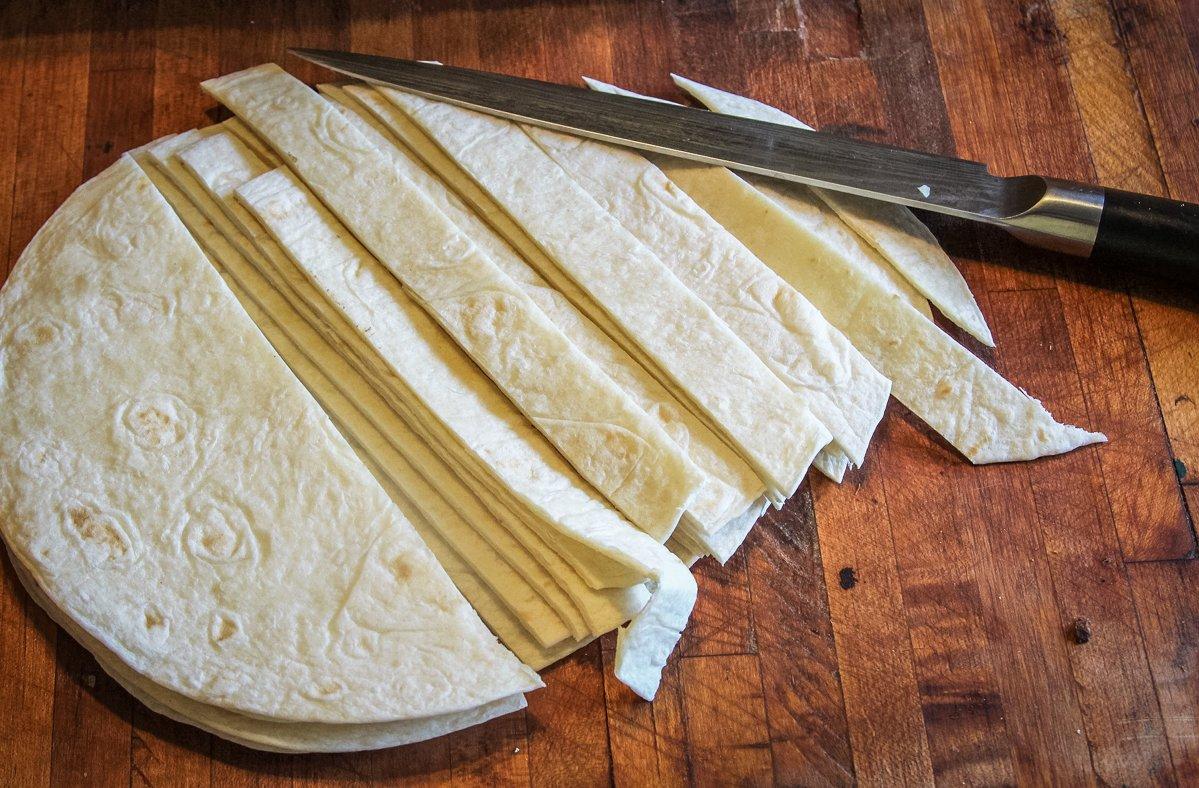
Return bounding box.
[0,156,541,725]
[7,549,527,753]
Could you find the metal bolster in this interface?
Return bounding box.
[1002,177,1105,257]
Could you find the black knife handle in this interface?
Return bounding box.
[1090,189,1199,282]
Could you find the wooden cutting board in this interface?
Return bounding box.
[1,1,1196,784]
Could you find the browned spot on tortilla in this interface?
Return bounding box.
[69,506,127,557]
[388,556,411,582]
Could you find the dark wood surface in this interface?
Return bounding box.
[1,1,1197,784]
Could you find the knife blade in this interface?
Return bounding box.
[290,48,1199,280]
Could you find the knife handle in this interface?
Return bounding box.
[1090,189,1199,282]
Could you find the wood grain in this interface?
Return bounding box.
[0,1,1196,784]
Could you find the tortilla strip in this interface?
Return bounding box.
[149,132,615,639]
[524,124,891,467]
[581,78,933,323]
[373,86,831,504]
[670,74,994,347]
[0,154,540,725]
[140,153,575,651]
[203,65,701,543]
[323,84,763,560]
[8,551,527,753]
[580,80,1103,461]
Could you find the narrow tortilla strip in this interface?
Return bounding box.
[150,134,618,638]
[524,124,891,467]
[0,154,541,724]
[669,74,994,347]
[145,156,575,651]
[203,66,701,543]
[581,78,933,322]
[634,147,1106,462]
[323,84,763,559]
[8,551,527,753]
[374,86,831,504]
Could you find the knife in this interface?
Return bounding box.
[291,48,1199,281]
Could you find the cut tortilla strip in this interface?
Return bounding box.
[581,77,934,324]
[7,549,527,753]
[202,65,702,544]
[0,154,540,726]
[139,151,576,652]
[323,83,764,561]
[147,132,615,641]
[523,123,890,468]
[581,80,1102,462]
[371,84,831,505]
[669,74,994,347]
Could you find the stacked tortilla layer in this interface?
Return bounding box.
[0,63,1104,753]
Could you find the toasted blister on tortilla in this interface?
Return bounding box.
[322,82,765,561]
[521,121,891,470]
[369,83,830,505]
[0,154,542,728]
[669,74,995,347]
[203,66,703,546]
[136,150,579,655]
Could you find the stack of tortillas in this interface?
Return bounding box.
[0,63,1104,752]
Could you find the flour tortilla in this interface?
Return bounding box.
[144,134,606,640]
[0,155,540,724]
[374,85,831,504]
[227,164,696,678]
[669,74,994,347]
[203,66,702,544]
[173,133,639,603]
[582,78,933,323]
[7,551,527,753]
[524,123,891,468]
[171,106,693,700]
[139,153,575,652]
[324,83,765,559]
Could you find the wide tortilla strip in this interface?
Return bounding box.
[203,65,700,543]
[324,83,763,560]
[374,85,830,503]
